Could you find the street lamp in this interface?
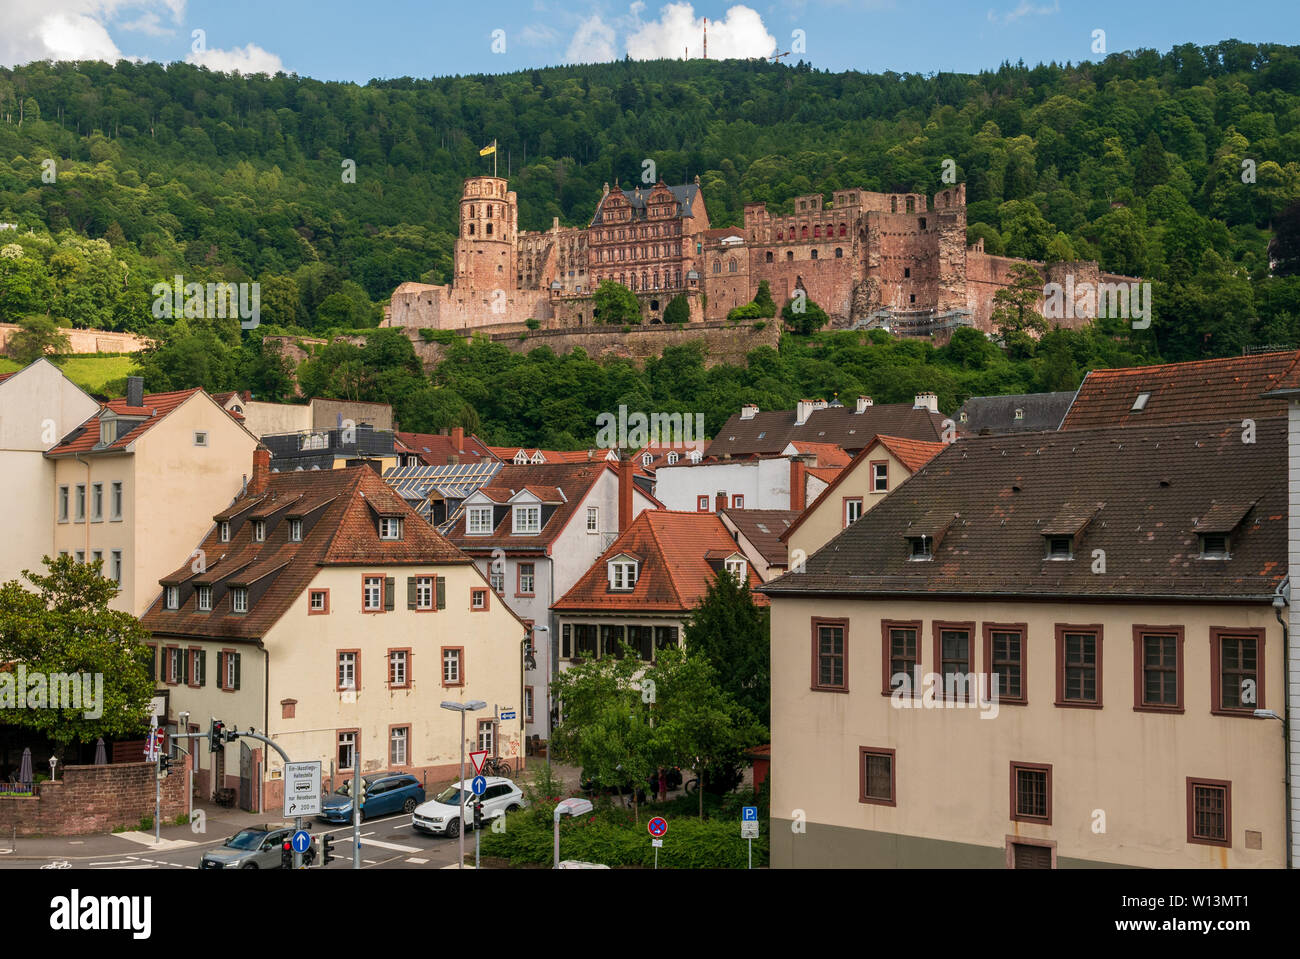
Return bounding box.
[532,625,551,776]
[1254,708,1292,868]
[441,699,487,869]
[553,796,593,868]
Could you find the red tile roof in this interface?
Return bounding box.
[489,446,606,464]
[445,462,612,553]
[553,510,769,613]
[46,389,204,456]
[396,430,498,465]
[1060,351,1297,431]
[719,509,801,566]
[788,441,852,467]
[142,466,471,641]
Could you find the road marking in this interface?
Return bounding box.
[89,859,139,866]
[113,831,197,851]
[406,857,429,864]
[355,837,422,853]
[121,864,156,869]
[363,859,378,864]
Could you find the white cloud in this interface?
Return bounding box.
[986,0,1060,26]
[187,42,284,75]
[627,3,775,60]
[567,15,617,63]
[35,11,123,62]
[119,11,175,37]
[0,1,186,67]
[518,24,560,47]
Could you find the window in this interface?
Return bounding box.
[196,585,212,612]
[190,648,206,688]
[666,452,678,465]
[218,650,240,691]
[524,686,534,723]
[1211,628,1264,716]
[467,506,493,535]
[253,520,265,542]
[59,486,69,522]
[812,618,848,692]
[413,575,434,610]
[309,589,329,614]
[490,567,504,593]
[164,585,179,610]
[363,576,383,612]
[642,453,654,467]
[337,651,358,690]
[389,649,409,688]
[477,719,495,754]
[91,483,103,521]
[1055,625,1102,707]
[871,461,888,493]
[471,588,488,610]
[1133,627,1184,712]
[338,731,357,770]
[91,549,103,568]
[165,647,182,684]
[984,624,1027,705]
[1046,536,1073,560]
[1199,532,1230,559]
[289,519,303,542]
[724,557,747,581]
[390,726,409,766]
[513,505,541,534]
[697,495,710,512]
[1014,408,1025,420]
[859,747,896,806]
[731,494,744,509]
[587,506,598,532]
[1131,392,1150,412]
[518,563,535,595]
[843,498,863,527]
[609,560,637,591]
[1007,839,1056,869]
[1010,762,1052,824]
[219,520,230,543]
[379,517,403,540]
[231,587,248,613]
[75,550,85,564]
[882,621,921,695]
[1187,778,1231,846]
[934,622,974,702]
[194,431,208,447]
[442,647,463,686]
[75,484,85,522]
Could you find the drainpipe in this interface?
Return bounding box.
[259,639,269,816]
[1273,582,1293,869]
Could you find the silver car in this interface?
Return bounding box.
[199,825,294,869]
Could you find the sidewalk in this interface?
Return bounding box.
[0,802,297,862]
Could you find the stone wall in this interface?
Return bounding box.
[0,758,190,837]
[0,324,150,356]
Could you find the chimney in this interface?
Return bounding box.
[715,491,727,513]
[250,447,271,495]
[790,459,806,511]
[813,398,828,412]
[126,376,144,408]
[795,399,815,426]
[618,457,634,531]
[740,403,759,420]
[913,392,939,413]
[856,395,873,414]
[452,426,464,451]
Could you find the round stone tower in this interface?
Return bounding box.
[454,176,519,291]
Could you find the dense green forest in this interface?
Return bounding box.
[2,43,1300,441]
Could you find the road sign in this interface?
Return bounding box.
[471,775,487,796]
[144,725,164,763]
[283,761,322,817]
[500,710,516,721]
[291,830,312,853]
[741,821,759,839]
[742,806,758,821]
[651,839,663,848]
[647,816,668,838]
[469,749,489,775]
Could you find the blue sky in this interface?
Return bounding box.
[3,1,1297,84]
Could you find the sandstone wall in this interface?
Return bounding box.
[0,759,189,837]
[0,324,150,356]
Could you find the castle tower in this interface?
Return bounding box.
[454,176,519,292]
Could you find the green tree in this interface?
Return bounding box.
[682,568,770,728]
[5,315,68,364]
[991,262,1047,338]
[781,291,829,335]
[593,280,640,325]
[663,294,690,324]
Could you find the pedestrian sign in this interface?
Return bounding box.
[471,775,487,795]
[647,816,668,838]
[742,806,758,821]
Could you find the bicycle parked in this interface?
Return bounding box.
[481,756,513,778]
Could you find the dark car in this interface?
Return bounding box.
[199,825,293,869]
[317,772,425,824]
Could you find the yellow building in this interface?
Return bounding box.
[762,418,1288,868]
[141,454,527,813]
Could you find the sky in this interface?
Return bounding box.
[0,0,1297,84]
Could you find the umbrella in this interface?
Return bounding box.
[94,738,107,765]
[17,748,32,786]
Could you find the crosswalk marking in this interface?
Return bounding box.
[354,837,422,854]
[405,857,429,864]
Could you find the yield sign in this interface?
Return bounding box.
[469,750,489,775]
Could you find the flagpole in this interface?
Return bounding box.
[494,139,498,178]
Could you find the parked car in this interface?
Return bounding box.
[317,771,425,824]
[411,776,526,838]
[199,825,293,869]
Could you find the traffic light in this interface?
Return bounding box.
[473,801,483,830]
[357,779,368,811]
[209,720,224,752]
[321,833,336,866]
[224,726,240,744]
[158,754,173,773]
[281,840,293,869]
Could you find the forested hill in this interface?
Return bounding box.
[1,42,1300,361]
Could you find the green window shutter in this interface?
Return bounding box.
[385,576,396,611]
[216,652,224,689]
[233,653,241,691]
[198,650,206,687]
[183,649,190,685]
[406,576,417,610]
[436,575,446,610]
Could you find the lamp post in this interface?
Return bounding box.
[441,700,486,869]
[531,624,551,776]
[1254,708,1292,868]
[553,797,593,868]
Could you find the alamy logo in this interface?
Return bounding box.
[0,666,103,719]
[50,890,151,939]
[1042,276,1151,329]
[889,668,1000,719]
[151,275,261,329]
[594,405,705,450]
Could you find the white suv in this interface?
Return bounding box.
[411,777,526,837]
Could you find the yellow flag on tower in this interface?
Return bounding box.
[479,140,497,156]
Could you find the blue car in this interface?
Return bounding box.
[317,772,425,824]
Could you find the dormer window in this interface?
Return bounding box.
[513,505,541,535]
[379,517,403,540]
[1014,409,1024,420]
[907,537,933,561]
[467,506,493,535]
[609,559,638,590]
[1199,533,1230,559]
[253,520,265,542]
[289,518,303,542]
[164,586,179,610]
[232,587,249,613]
[1045,535,1073,560]
[1131,392,1150,412]
[642,453,654,467]
[667,452,679,465]
[690,449,702,463]
[724,557,748,581]
[513,450,529,464]
[196,585,212,611]
[219,521,231,543]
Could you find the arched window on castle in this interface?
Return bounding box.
[486,224,493,235]
[469,206,476,217]
[786,251,794,261]
[776,230,783,240]
[835,248,843,258]
[906,197,915,213]
[890,197,897,213]
[801,226,809,239]
[713,261,721,274]
[728,260,737,273]
[486,205,493,218]
[811,249,818,260]
[839,223,847,237]
[765,251,773,263]
[469,224,475,235]
[813,226,821,239]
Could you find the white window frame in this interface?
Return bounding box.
[390,726,408,765]
[338,731,356,770]
[519,563,535,594]
[310,590,327,612]
[872,462,888,493]
[389,649,408,687]
[225,652,237,689]
[196,585,212,611]
[379,517,403,540]
[609,560,637,590]
[253,520,265,542]
[477,719,495,754]
[490,567,504,593]
[220,521,231,542]
[587,506,598,533]
[363,576,383,612]
[193,431,208,447]
[467,506,493,535]
[725,558,747,581]
[513,505,541,535]
[164,585,179,609]
[289,518,303,542]
[443,648,462,684]
[845,499,863,526]
[338,651,357,690]
[232,587,249,613]
[415,576,434,610]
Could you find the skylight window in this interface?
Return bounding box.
[1131,392,1150,412]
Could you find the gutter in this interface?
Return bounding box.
[757,586,1282,604]
[1274,579,1293,868]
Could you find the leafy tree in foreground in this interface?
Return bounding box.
[5,314,68,364]
[991,262,1048,339]
[683,569,770,728]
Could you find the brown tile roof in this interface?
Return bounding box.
[141,467,471,641]
[488,446,608,464]
[395,430,498,465]
[955,391,1075,436]
[707,402,946,458]
[719,509,801,566]
[806,466,843,485]
[47,389,204,455]
[444,462,611,553]
[763,417,1287,602]
[1060,352,1297,431]
[554,510,769,613]
[787,441,852,467]
[0,372,15,385]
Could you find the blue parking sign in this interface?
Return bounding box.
[742,806,758,822]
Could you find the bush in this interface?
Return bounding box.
[664,294,690,324]
[418,329,458,344]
